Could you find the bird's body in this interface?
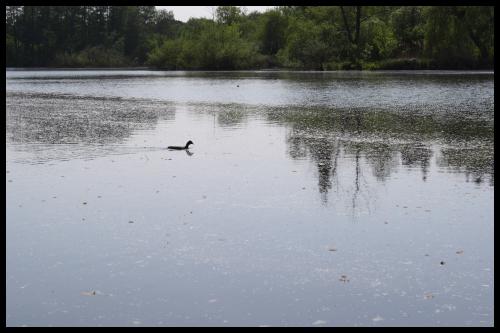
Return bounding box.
[168,140,194,150]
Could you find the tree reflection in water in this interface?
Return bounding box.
[274,106,493,206]
[400,145,433,181]
[6,93,177,162]
[6,93,176,145]
[6,93,494,203]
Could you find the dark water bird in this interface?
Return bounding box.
[168,140,194,150]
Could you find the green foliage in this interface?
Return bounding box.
[259,10,288,55]
[376,58,434,70]
[363,16,398,60]
[390,6,425,57]
[147,20,262,70]
[6,33,17,66]
[5,6,494,69]
[215,6,244,25]
[5,6,178,67]
[423,6,494,68]
[54,46,132,67]
[146,39,182,69]
[279,18,331,69]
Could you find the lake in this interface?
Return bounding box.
[6,70,494,327]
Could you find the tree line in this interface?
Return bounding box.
[5,6,494,70]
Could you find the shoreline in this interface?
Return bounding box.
[5,67,495,73]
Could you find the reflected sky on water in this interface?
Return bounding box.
[6,70,493,327]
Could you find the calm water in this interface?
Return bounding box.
[6,70,494,327]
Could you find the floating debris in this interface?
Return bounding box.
[440,261,445,265]
[424,293,434,299]
[128,221,134,224]
[339,275,350,282]
[372,315,384,322]
[456,250,464,254]
[82,202,87,205]
[81,290,97,296]
[328,247,337,252]
[312,320,327,326]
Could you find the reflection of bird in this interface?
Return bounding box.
[168,140,194,150]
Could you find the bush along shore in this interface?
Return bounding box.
[6,6,494,70]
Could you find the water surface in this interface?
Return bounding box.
[6,70,494,327]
